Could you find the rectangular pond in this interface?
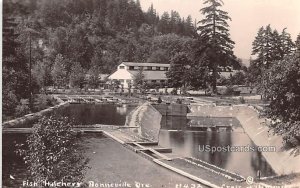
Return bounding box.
[159,116,276,178]
[10,103,137,128]
[54,103,137,125]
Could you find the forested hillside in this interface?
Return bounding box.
[4,0,196,73]
[3,0,199,119]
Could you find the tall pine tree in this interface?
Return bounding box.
[197,0,236,93]
[280,28,295,57]
[296,34,300,54]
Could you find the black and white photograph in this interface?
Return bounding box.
[2,0,300,187]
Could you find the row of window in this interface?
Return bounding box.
[117,79,166,83]
[119,66,169,71]
[119,65,233,72]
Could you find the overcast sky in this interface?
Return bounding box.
[139,0,300,60]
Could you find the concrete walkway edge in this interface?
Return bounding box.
[153,159,221,188]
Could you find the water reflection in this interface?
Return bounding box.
[54,104,136,125]
[159,116,276,177]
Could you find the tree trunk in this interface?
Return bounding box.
[212,64,218,94]
[212,12,218,95]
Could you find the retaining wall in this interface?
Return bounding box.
[152,104,188,116]
[188,104,300,175]
[125,102,162,142]
[2,102,70,128]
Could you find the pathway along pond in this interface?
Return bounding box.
[159,116,276,178]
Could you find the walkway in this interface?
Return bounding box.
[82,135,202,188]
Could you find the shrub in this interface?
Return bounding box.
[15,101,30,117]
[17,116,89,184]
[2,90,19,119]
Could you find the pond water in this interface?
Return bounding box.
[3,104,276,186]
[54,104,137,125]
[159,116,276,178]
[14,104,137,127]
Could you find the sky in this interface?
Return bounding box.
[139,0,300,60]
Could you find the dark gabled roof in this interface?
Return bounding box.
[122,62,170,67]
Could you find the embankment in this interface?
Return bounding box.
[125,102,162,142]
[188,104,300,175]
[2,102,69,128]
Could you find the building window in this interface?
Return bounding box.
[164,67,169,71]
[147,66,152,70]
[152,80,157,83]
[160,80,165,83]
[156,67,160,70]
[129,66,134,70]
[120,79,124,83]
[119,66,125,69]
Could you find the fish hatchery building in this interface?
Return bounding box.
[108,62,170,88]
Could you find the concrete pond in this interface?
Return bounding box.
[2,99,300,187]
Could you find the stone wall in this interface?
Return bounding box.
[187,104,300,175]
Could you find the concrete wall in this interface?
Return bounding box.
[2,102,70,128]
[125,102,162,142]
[187,104,300,175]
[152,104,188,116]
[188,104,232,117]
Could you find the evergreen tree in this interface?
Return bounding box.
[69,62,86,89]
[158,12,171,34]
[280,28,295,57]
[51,54,67,88]
[296,34,300,56]
[184,15,195,36]
[271,29,283,61]
[145,3,157,26]
[3,17,30,119]
[133,67,145,93]
[32,59,52,92]
[250,25,296,87]
[170,10,181,34]
[3,17,19,59]
[252,25,275,69]
[87,65,101,90]
[197,0,236,93]
[166,53,192,93]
